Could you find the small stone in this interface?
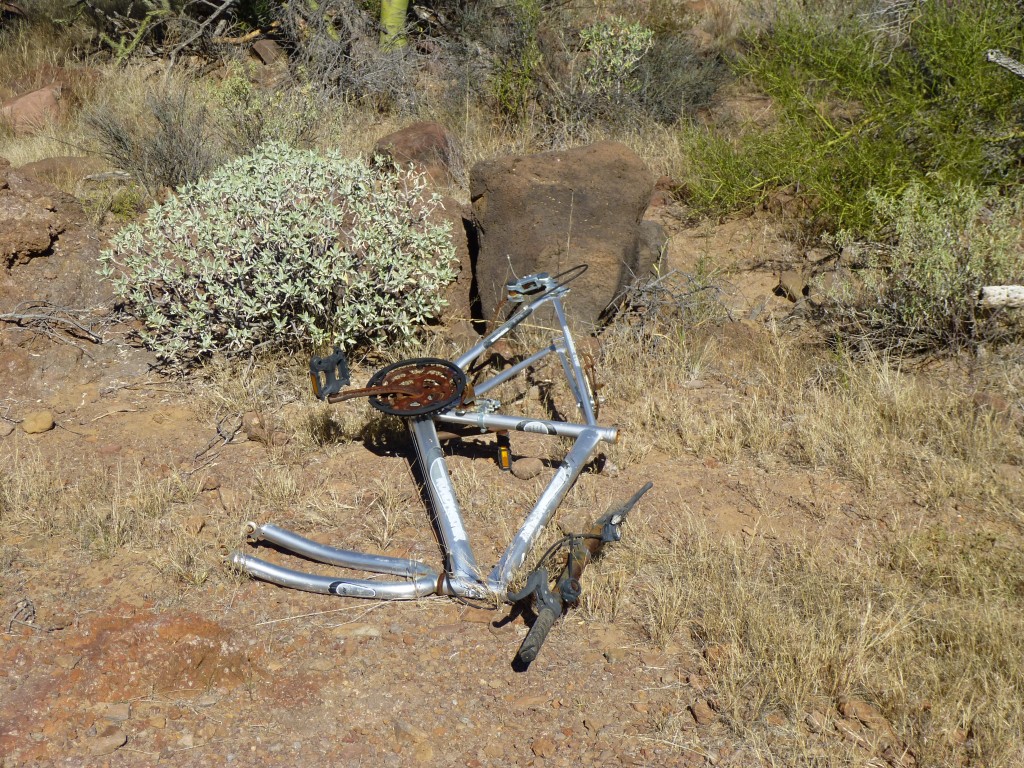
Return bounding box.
[765,712,786,727]
[84,730,127,756]
[511,457,544,480]
[703,643,731,668]
[331,623,382,639]
[218,488,242,510]
[603,647,624,663]
[393,719,429,745]
[148,715,167,729]
[584,715,609,733]
[94,702,131,722]
[514,694,548,710]
[776,270,807,302]
[805,710,828,733]
[531,736,557,758]
[307,657,334,672]
[484,742,504,759]
[21,410,54,434]
[690,699,717,726]
[183,514,206,536]
[55,654,80,669]
[459,609,495,624]
[251,39,286,65]
[413,742,434,763]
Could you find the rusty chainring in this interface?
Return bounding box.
[328,358,467,417]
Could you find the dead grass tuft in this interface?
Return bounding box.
[621,515,1024,766]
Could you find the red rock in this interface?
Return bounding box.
[1,86,61,135]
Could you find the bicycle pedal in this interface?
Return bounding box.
[309,347,351,401]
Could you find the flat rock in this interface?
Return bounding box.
[690,699,717,726]
[511,457,544,480]
[21,410,54,434]
[82,729,127,756]
[393,718,429,745]
[532,736,557,757]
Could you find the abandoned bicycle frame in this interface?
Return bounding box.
[230,266,623,603]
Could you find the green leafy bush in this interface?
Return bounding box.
[100,143,457,364]
[683,0,1024,230]
[833,182,1024,351]
[216,74,323,155]
[576,16,653,101]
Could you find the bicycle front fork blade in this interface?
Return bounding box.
[230,523,448,600]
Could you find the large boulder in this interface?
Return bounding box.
[0,157,111,306]
[375,121,461,187]
[17,155,107,188]
[470,141,657,331]
[0,85,61,136]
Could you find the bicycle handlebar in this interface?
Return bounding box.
[516,606,558,664]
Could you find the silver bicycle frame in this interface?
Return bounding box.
[231,273,616,602]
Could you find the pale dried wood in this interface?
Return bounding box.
[979,285,1024,309]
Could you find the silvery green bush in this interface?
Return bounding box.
[100,143,457,364]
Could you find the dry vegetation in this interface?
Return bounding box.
[2,1,1023,766]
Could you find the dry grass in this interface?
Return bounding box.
[612,515,1024,767]
[0,441,197,558]
[602,322,1024,519]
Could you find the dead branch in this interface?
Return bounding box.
[168,0,237,61]
[0,310,103,343]
[979,285,1024,309]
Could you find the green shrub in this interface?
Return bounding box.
[833,182,1024,351]
[576,16,653,101]
[486,0,543,122]
[216,73,323,155]
[100,143,457,365]
[685,0,1024,230]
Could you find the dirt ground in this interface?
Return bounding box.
[0,205,965,768]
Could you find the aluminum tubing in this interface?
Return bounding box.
[408,417,487,597]
[472,343,559,398]
[489,427,604,592]
[229,552,440,599]
[552,298,597,425]
[248,523,436,578]
[437,411,616,443]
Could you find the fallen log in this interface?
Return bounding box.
[979,286,1024,309]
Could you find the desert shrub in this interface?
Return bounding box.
[682,0,1024,229]
[633,32,730,122]
[830,182,1024,352]
[216,73,323,155]
[576,16,653,101]
[484,0,544,123]
[279,0,422,111]
[84,81,217,192]
[99,142,457,365]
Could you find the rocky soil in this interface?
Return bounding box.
[1,157,915,768]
